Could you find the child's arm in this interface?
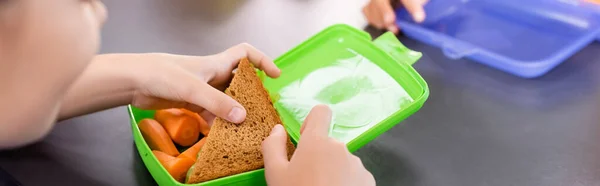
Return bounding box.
[0,43,275,149]
[57,53,139,120]
[59,43,279,123]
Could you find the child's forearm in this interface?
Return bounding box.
[58,54,140,120]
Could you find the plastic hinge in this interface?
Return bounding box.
[442,43,480,60]
[373,32,422,66]
[405,27,480,60]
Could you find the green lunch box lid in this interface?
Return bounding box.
[261,24,429,152]
[127,24,429,186]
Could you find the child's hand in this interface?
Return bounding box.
[131,43,280,124]
[363,0,428,34]
[261,105,376,186]
[59,43,279,124]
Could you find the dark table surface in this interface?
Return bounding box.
[1,0,600,186]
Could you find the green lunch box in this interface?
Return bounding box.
[128,24,429,186]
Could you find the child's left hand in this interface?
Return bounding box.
[60,43,279,124]
[131,43,280,124]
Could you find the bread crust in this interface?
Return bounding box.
[186,58,295,184]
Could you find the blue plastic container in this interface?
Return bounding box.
[396,0,600,78]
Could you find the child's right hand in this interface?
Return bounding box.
[59,43,279,124]
[261,105,376,186]
[128,43,280,124]
[363,0,428,34]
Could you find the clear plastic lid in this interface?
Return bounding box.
[261,25,429,152]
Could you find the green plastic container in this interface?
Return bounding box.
[128,24,429,186]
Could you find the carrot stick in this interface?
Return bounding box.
[161,116,200,147]
[181,109,211,136]
[155,108,185,124]
[155,108,201,146]
[139,119,180,156]
[179,138,207,162]
[153,149,176,163]
[153,150,196,183]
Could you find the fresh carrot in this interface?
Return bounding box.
[179,138,207,162]
[154,109,185,123]
[155,108,201,146]
[153,149,176,163]
[164,116,200,147]
[139,119,180,156]
[153,150,196,183]
[181,109,211,136]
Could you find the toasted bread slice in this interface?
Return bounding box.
[186,58,295,183]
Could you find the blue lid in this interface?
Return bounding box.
[396,0,600,78]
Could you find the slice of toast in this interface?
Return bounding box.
[186,58,295,183]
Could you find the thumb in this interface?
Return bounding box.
[179,72,247,124]
[262,125,289,178]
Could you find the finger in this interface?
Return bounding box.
[363,3,385,29]
[182,103,206,115]
[349,155,372,184]
[223,43,280,78]
[175,103,213,123]
[199,110,216,126]
[387,25,399,34]
[131,96,186,110]
[300,120,307,135]
[181,74,247,124]
[348,155,376,186]
[401,0,426,23]
[262,124,290,179]
[178,105,215,128]
[374,0,398,32]
[351,155,365,168]
[363,171,376,186]
[301,104,333,137]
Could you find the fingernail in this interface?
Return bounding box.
[413,11,425,23]
[270,124,283,135]
[228,107,245,123]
